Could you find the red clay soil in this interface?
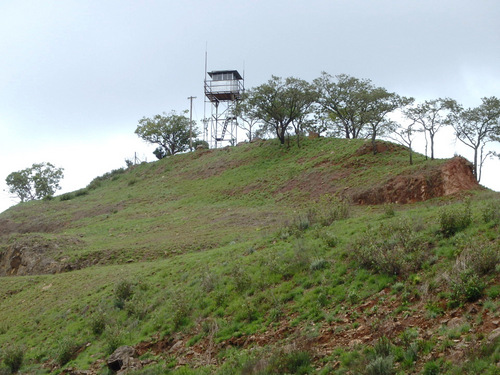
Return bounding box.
[352,156,479,204]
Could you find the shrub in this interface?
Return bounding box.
[56,338,78,366]
[90,311,106,335]
[114,280,134,309]
[268,349,312,374]
[231,266,252,293]
[455,239,499,276]
[59,192,74,201]
[87,168,126,190]
[383,204,396,218]
[366,355,394,375]
[310,258,329,271]
[104,327,124,355]
[294,214,311,232]
[482,204,500,224]
[320,231,339,247]
[374,336,392,357]
[439,200,472,237]
[404,342,419,364]
[422,360,440,375]
[318,196,350,226]
[2,346,24,374]
[349,218,427,276]
[59,189,88,201]
[171,293,192,329]
[450,270,485,306]
[200,270,219,293]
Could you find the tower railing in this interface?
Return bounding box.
[204,80,244,103]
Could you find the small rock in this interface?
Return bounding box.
[488,327,500,342]
[349,339,362,347]
[447,317,464,328]
[170,340,184,352]
[107,345,136,372]
[467,305,478,314]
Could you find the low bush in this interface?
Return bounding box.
[319,230,339,247]
[366,355,394,375]
[2,345,24,374]
[422,360,441,375]
[171,293,192,329]
[439,200,472,237]
[482,203,500,224]
[56,338,78,366]
[382,204,396,218]
[90,311,107,336]
[59,192,74,201]
[87,168,126,190]
[310,258,329,271]
[455,238,499,276]
[114,280,134,309]
[449,270,485,306]
[349,218,428,276]
[318,197,350,226]
[374,336,392,357]
[104,327,125,355]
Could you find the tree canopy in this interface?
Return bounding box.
[6,162,64,202]
[313,73,409,153]
[233,92,262,142]
[404,98,454,160]
[135,110,197,159]
[245,76,317,145]
[448,96,500,181]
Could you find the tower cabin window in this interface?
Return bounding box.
[212,72,236,81]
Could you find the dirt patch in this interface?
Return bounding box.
[352,156,479,204]
[0,217,66,236]
[275,169,351,200]
[71,202,126,222]
[355,141,403,156]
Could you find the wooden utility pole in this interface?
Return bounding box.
[188,96,196,151]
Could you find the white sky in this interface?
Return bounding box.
[1,0,500,213]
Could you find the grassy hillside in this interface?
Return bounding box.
[0,138,499,374]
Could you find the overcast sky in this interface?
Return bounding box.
[1,0,500,213]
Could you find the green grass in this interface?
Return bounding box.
[0,138,499,373]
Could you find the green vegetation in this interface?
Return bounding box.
[5,162,64,202]
[0,138,499,374]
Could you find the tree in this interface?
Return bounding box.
[246,76,317,146]
[314,72,407,150]
[448,96,500,181]
[233,93,262,142]
[314,73,372,139]
[403,98,454,160]
[135,110,197,159]
[6,162,64,202]
[363,89,412,154]
[390,120,420,165]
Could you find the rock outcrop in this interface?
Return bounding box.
[352,156,479,204]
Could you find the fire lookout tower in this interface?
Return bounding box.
[204,70,244,148]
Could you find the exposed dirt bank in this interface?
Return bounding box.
[352,156,479,204]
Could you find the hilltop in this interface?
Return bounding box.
[0,138,499,374]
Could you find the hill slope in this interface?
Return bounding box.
[0,138,498,374]
[0,138,477,276]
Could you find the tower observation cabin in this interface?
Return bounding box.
[204,70,244,148]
